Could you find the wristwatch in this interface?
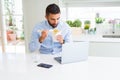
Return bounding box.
[63,40,65,44]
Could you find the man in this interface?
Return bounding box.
[29,3,72,54]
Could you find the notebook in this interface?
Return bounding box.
[54,41,89,64]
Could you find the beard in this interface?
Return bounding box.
[48,20,58,28]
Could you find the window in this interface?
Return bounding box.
[1,0,25,53]
[66,7,120,28]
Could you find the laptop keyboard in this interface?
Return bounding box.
[54,57,61,63]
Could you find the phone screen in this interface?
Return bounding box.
[37,63,53,68]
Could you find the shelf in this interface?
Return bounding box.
[103,35,120,38]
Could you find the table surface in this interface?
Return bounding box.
[0,53,120,80]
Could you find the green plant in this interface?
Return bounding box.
[66,20,73,27]
[95,13,105,24]
[7,26,18,34]
[66,19,82,27]
[94,27,96,32]
[84,20,91,24]
[20,31,24,40]
[4,0,15,26]
[72,19,82,27]
[84,20,91,30]
[84,24,90,30]
[95,17,105,24]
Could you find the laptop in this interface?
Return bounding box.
[54,41,89,64]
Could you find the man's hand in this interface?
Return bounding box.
[39,30,49,43]
[56,35,64,44]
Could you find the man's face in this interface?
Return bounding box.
[46,13,60,28]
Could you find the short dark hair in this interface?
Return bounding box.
[46,3,60,16]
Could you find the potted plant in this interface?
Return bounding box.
[95,13,105,34]
[4,0,15,26]
[84,20,91,34]
[84,25,90,30]
[95,13,105,24]
[84,20,90,29]
[20,31,24,40]
[66,19,82,27]
[4,0,17,41]
[72,19,82,27]
[7,26,18,41]
[66,19,83,36]
[66,20,73,27]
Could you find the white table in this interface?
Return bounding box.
[0,53,120,80]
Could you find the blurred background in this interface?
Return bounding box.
[0,0,120,53]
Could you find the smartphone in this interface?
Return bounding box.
[37,63,53,68]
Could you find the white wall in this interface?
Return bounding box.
[0,0,2,34]
[62,0,120,7]
[0,0,5,52]
[0,0,2,38]
[22,0,60,53]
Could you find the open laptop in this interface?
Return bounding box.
[54,41,89,64]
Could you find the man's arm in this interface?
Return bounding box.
[39,30,48,43]
[29,26,41,52]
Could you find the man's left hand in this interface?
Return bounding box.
[56,35,64,44]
